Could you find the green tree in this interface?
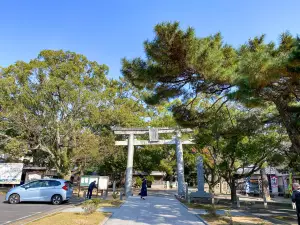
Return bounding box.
[121,22,299,169]
[0,50,109,178]
[194,103,283,204]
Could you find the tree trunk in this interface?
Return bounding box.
[209,186,215,205]
[230,180,237,206]
[260,168,270,201]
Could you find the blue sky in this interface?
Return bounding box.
[1,0,299,79]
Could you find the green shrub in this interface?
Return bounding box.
[81,199,101,215]
[224,210,233,225]
[146,175,154,183]
[112,192,119,199]
[135,177,142,187]
[206,205,217,217]
[90,198,102,206]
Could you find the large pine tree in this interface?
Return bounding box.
[122,22,300,169]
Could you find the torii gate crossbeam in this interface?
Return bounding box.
[113,127,194,197]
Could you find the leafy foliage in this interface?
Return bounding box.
[135,177,142,187]
[122,22,299,170]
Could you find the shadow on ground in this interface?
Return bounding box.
[105,195,203,225]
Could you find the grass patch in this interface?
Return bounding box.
[176,197,229,210]
[272,215,297,222]
[186,202,230,210]
[97,199,123,207]
[201,214,272,225]
[82,199,123,208]
[28,212,108,225]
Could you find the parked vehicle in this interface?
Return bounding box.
[5,179,73,205]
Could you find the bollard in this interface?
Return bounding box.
[185,183,189,201]
[104,190,108,200]
[113,181,116,192]
[120,192,123,200]
[236,196,240,208]
[263,195,268,208]
[166,181,170,190]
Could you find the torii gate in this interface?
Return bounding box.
[113,127,194,197]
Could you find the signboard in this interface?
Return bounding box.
[80,176,109,190]
[271,176,278,188]
[98,176,109,190]
[0,163,23,184]
[149,128,159,142]
[271,175,278,194]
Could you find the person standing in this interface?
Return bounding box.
[292,183,300,224]
[87,180,97,199]
[140,177,147,200]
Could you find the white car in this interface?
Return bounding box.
[6,179,73,205]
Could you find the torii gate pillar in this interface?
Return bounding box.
[175,131,185,196]
[113,127,193,197]
[125,133,134,197]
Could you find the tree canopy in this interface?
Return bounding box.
[122,22,300,169]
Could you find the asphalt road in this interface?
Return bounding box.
[0,195,83,225]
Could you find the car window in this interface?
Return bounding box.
[27,181,42,188]
[48,180,61,187]
[40,180,53,187]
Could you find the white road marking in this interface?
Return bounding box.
[1,212,42,225]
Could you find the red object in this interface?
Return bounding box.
[62,183,68,191]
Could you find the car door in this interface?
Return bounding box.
[39,180,54,201]
[21,181,43,201]
[42,180,62,202]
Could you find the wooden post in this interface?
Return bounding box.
[78,183,81,197]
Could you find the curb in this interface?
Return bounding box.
[175,196,209,225]
[7,199,85,225]
[10,205,69,225]
[99,213,113,225]
[194,214,209,225]
[101,200,127,225]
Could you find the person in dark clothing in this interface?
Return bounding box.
[87,181,97,199]
[292,183,300,225]
[140,177,147,200]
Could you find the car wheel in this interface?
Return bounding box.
[51,195,62,205]
[9,194,20,204]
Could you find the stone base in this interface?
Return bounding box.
[190,191,212,204]
[190,191,211,198]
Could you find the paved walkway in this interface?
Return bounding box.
[104,196,204,225]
